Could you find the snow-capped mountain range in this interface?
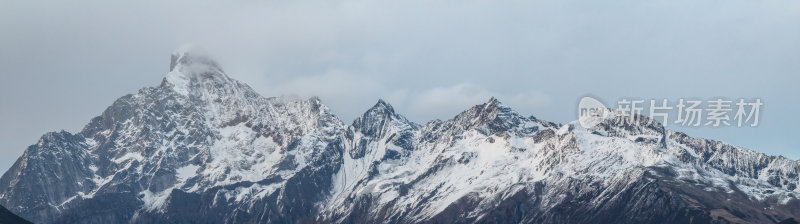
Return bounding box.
[0,48,798,224]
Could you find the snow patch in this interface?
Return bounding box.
[165,71,190,96]
[112,152,144,164]
[176,164,200,181]
[140,189,173,212]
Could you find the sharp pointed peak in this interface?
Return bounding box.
[352,99,415,136]
[355,99,407,122]
[371,99,395,112]
[454,97,507,117]
[450,97,526,130]
[486,97,502,106]
[480,97,510,111]
[164,45,231,95]
[354,99,398,121]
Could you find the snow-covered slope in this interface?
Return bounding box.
[0,47,346,223]
[321,100,800,223]
[0,48,798,223]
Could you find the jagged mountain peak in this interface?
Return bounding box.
[163,45,233,96]
[169,44,219,72]
[470,97,513,116]
[367,99,396,115]
[355,99,402,122]
[448,97,530,133]
[576,108,667,141]
[351,99,416,138]
[3,50,800,223]
[485,96,502,107]
[39,130,74,141]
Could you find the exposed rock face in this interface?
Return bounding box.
[0,48,798,224]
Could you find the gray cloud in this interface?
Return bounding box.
[1,0,799,172]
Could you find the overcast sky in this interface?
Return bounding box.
[1,0,799,172]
